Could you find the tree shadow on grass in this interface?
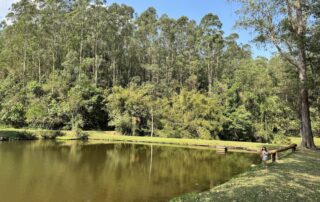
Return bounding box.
[0,130,37,140]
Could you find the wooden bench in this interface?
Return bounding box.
[268,144,297,162]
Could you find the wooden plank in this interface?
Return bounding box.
[269,144,297,154]
[268,144,297,162]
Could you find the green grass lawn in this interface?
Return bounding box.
[172,149,320,202]
[81,131,276,150]
[289,136,320,146]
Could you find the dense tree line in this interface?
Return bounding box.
[0,0,319,143]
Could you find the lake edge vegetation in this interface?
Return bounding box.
[0,128,275,150]
[1,128,320,152]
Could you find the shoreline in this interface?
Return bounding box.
[0,128,278,151]
[1,128,319,151]
[172,149,320,202]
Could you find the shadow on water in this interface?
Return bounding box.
[0,140,260,202]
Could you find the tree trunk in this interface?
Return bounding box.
[38,57,41,82]
[52,51,55,72]
[151,107,154,137]
[207,62,212,93]
[79,27,83,81]
[295,0,316,149]
[95,55,98,86]
[299,77,316,149]
[23,40,27,78]
[112,58,116,86]
[94,40,98,86]
[298,51,316,149]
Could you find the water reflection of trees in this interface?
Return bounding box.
[0,141,259,202]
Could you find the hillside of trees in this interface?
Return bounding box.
[0,0,319,143]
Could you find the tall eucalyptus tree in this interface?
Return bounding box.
[199,14,224,93]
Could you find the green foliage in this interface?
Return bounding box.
[271,131,291,145]
[17,130,37,140]
[158,90,224,139]
[35,130,64,140]
[61,79,108,130]
[0,0,319,142]
[75,128,89,140]
[107,84,151,135]
[0,101,26,127]
[222,105,253,141]
[107,85,224,140]
[26,101,48,127]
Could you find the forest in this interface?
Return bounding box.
[0,0,319,144]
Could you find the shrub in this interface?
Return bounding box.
[18,131,37,140]
[272,132,291,144]
[75,128,89,140]
[35,130,64,140]
[0,102,26,127]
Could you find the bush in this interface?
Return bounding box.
[75,128,89,140]
[35,130,64,140]
[272,132,291,144]
[16,131,37,140]
[0,101,26,127]
[197,127,211,140]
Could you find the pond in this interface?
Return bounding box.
[0,140,260,202]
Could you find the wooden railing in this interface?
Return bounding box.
[268,144,297,162]
[215,144,297,162]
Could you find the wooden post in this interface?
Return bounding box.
[272,153,276,162]
[269,144,297,162]
[217,146,228,154]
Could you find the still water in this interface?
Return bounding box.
[0,141,260,202]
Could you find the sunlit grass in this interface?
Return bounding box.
[4,128,320,151]
[1,128,277,150]
[84,131,272,150]
[289,137,320,147]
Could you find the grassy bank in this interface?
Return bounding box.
[172,150,320,202]
[2,128,320,151]
[0,129,37,140]
[58,130,279,151]
[0,128,276,150]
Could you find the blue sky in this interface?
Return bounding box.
[0,0,273,57]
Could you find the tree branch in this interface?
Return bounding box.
[272,40,299,68]
[265,12,299,68]
[285,0,297,32]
